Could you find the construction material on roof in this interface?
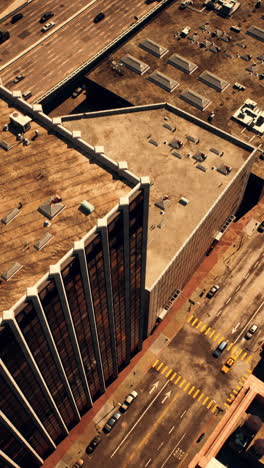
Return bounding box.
[38,198,65,219]
[169,140,183,150]
[0,140,12,151]
[210,147,221,155]
[139,38,168,58]
[149,139,159,147]
[2,262,22,281]
[247,25,264,42]
[148,70,179,92]
[217,165,232,175]
[34,233,53,251]
[180,89,211,111]
[240,54,252,61]
[80,200,94,215]
[155,197,170,210]
[187,136,199,144]
[196,164,207,172]
[163,123,174,131]
[172,151,182,159]
[121,54,150,74]
[257,55,264,61]
[232,99,264,135]
[199,70,229,92]
[193,152,207,162]
[9,112,32,133]
[167,53,198,74]
[1,207,21,225]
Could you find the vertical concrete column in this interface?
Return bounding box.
[0,450,21,468]
[119,197,131,364]
[0,412,43,466]
[26,287,80,422]
[49,265,92,408]
[97,218,118,379]
[2,310,68,436]
[0,359,56,450]
[73,240,106,393]
[139,177,150,344]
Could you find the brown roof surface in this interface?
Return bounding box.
[0,97,129,314]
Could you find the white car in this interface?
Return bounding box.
[120,390,138,412]
[245,324,258,340]
[41,22,55,33]
[206,285,220,299]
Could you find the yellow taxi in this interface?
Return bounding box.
[221,356,236,374]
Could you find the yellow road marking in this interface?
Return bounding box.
[225,402,230,408]
[157,362,164,371]
[179,378,186,388]
[209,330,215,338]
[217,336,225,345]
[232,345,238,354]
[207,400,215,409]
[161,365,168,375]
[200,324,207,333]
[211,404,218,413]
[233,390,238,395]
[188,315,194,323]
[235,385,242,390]
[170,372,177,382]
[152,359,159,368]
[241,352,247,360]
[213,332,220,342]
[234,349,242,359]
[246,355,252,362]
[205,327,211,336]
[175,375,182,385]
[184,382,191,392]
[198,392,204,402]
[166,369,172,378]
[188,385,195,395]
[192,318,198,326]
[196,321,202,329]
[227,342,233,351]
[193,389,200,399]
[202,396,209,406]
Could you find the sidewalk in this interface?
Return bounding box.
[43,199,264,468]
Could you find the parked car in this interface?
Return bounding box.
[196,433,205,443]
[206,285,220,299]
[213,340,227,358]
[72,459,84,468]
[22,90,32,100]
[93,12,105,23]
[245,324,258,340]
[86,435,101,454]
[120,390,138,412]
[40,12,54,23]
[11,13,23,24]
[257,221,264,233]
[0,30,10,44]
[13,74,24,84]
[41,22,55,33]
[103,411,121,433]
[72,87,83,98]
[221,356,236,374]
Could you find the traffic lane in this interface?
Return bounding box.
[1,0,164,100]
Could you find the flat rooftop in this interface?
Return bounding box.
[64,105,253,290]
[0,96,130,314]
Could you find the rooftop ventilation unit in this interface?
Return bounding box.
[121,54,150,75]
[172,151,182,159]
[167,53,198,74]
[9,112,32,133]
[217,165,232,175]
[80,200,94,215]
[155,197,170,211]
[179,197,189,206]
[2,262,22,281]
[139,38,168,58]
[199,70,229,92]
[148,70,179,93]
[196,164,207,172]
[187,135,199,144]
[193,152,207,162]
[180,89,211,111]
[38,198,65,219]
[34,232,53,251]
[1,207,21,225]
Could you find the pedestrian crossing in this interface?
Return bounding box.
[224,368,252,407]
[187,315,252,362]
[152,359,221,414]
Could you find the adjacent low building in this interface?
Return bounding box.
[232,99,264,135]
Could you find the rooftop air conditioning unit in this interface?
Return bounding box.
[9,112,32,133]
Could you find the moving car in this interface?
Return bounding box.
[221,356,236,374]
[93,12,105,23]
[257,221,264,233]
[72,459,84,468]
[40,12,54,23]
[120,390,138,412]
[103,411,121,433]
[213,340,227,358]
[11,13,23,24]
[41,22,55,33]
[13,74,24,83]
[206,285,220,299]
[86,435,101,454]
[245,324,258,340]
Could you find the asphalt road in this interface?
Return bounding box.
[0,0,167,101]
[80,229,263,468]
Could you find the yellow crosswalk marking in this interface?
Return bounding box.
[232,345,238,354]
[205,327,211,336]
[213,332,220,342]
[166,369,173,378]
[233,390,238,395]
[170,372,177,382]
[209,330,215,338]
[188,315,194,323]
[196,321,202,329]
[179,378,186,388]
[198,392,204,402]
[161,365,168,375]
[227,342,234,351]
[193,389,200,399]
[225,402,230,408]
[175,375,182,385]
[152,359,159,368]
[202,396,209,406]
[234,349,242,359]
[157,362,164,371]
[188,385,195,395]
[241,352,247,360]
[207,400,215,409]
[235,385,242,390]
[217,336,225,345]
[246,355,252,362]
[184,382,191,392]
[227,398,234,402]
[192,318,198,326]
[211,404,218,413]
[200,324,207,333]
